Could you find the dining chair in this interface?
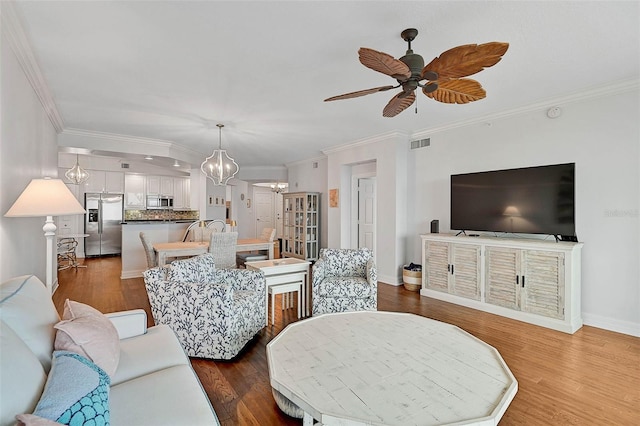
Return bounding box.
[209,231,238,269]
[139,232,157,268]
[206,219,226,233]
[181,221,201,242]
[237,228,275,267]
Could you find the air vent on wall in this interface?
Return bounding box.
[410,138,430,149]
[121,163,130,169]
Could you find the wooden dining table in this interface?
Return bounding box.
[153,238,274,266]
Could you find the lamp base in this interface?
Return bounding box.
[43,215,56,294]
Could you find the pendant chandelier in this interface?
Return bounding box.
[64,154,90,185]
[201,123,239,185]
[271,183,287,194]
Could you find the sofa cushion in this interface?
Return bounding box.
[167,254,216,283]
[320,248,372,277]
[0,321,48,426]
[110,365,219,426]
[17,351,110,426]
[110,325,188,387]
[54,300,120,378]
[0,275,60,372]
[315,277,374,298]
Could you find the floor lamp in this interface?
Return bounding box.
[4,178,86,294]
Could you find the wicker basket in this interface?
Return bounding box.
[402,267,422,292]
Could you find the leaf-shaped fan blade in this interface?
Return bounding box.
[422,42,509,81]
[383,91,416,117]
[359,48,411,80]
[425,78,486,104]
[324,85,396,102]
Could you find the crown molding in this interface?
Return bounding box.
[1,1,64,132]
[322,130,409,155]
[286,155,327,168]
[317,78,639,152]
[61,128,203,157]
[62,128,171,147]
[410,78,639,140]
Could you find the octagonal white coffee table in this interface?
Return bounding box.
[267,311,518,426]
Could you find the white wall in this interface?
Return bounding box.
[0,21,59,287]
[324,133,409,285]
[406,89,639,336]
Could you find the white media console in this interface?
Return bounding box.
[420,233,583,334]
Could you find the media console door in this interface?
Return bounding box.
[424,240,481,301]
[486,247,565,319]
[421,234,582,334]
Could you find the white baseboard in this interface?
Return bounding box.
[379,274,402,286]
[582,312,640,337]
[121,269,144,280]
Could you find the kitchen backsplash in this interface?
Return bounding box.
[124,209,200,221]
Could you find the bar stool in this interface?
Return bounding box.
[57,238,78,270]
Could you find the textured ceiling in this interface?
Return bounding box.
[12,1,640,172]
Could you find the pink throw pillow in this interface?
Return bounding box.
[53,300,120,377]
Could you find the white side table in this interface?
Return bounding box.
[246,257,310,326]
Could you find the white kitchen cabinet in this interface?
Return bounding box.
[421,233,582,333]
[147,176,174,197]
[146,176,161,196]
[83,170,124,193]
[84,170,105,193]
[173,178,190,209]
[124,174,146,209]
[105,171,124,193]
[161,177,174,196]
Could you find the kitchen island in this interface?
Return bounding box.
[121,220,192,278]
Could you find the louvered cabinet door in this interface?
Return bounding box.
[424,240,450,292]
[521,250,565,319]
[485,247,520,309]
[451,243,481,300]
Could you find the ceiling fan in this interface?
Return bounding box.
[324,29,509,117]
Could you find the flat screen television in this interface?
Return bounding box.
[450,163,575,237]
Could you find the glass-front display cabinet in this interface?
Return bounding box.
[282,192,319,261]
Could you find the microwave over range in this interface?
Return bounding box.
[147,195,174,209]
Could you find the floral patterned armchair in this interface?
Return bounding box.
[143,254,265,360]
[312,248,377,315]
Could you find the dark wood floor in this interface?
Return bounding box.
[54,257,640,425]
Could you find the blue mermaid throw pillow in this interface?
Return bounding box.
[16,351,110,426]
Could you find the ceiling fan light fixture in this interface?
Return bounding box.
[325,28,508,117]
[64,154,90,185]
[201,124,239,186]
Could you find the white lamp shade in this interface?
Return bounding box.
[5,178,86,217]
[502,206,521,217]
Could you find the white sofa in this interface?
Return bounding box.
[0,274,220,426]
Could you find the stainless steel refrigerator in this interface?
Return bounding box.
[85,193,124,257]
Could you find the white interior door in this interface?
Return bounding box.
[358,178,376,250]
[275,192,284,238]
[255,191,274,238]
